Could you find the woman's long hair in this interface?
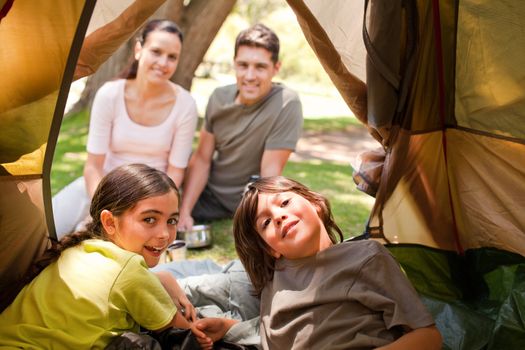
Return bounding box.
[119,19,184,80]
[2,164,179,310]
[233,176,343,297]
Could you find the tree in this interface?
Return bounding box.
[235,0,284,25]
[70,0,236,114]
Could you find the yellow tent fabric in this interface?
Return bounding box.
[287,0,525,255]
[0,0,167,311]
[0,0,84,174]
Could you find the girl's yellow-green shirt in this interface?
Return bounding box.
[0,239,177,349]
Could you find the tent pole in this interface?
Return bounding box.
[431,0,463,255]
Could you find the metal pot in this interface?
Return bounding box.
[158,240,186,264]
[166,240,187,261]
[179,224,212,248]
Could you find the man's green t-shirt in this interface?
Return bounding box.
[204,83,303,212]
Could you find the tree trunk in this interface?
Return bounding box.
[69,0,236,115]
[68,40,133,115]
[172,0,236,90]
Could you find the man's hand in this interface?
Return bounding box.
[194,318,239,343]
[177,213,194,232]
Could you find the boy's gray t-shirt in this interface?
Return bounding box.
[260,240,435,349]
[204,83,303,212]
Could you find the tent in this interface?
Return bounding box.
[1,0,524,348]
[286,0,525,348]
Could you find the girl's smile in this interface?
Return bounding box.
[103,190,179,267]
[135,30,182,84]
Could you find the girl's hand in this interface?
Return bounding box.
[154,271,197,322]
[177,292,197,322]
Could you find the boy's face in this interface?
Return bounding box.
[255,191,332,260]
[234,45,280,106]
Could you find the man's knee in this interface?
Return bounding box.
[191,189,233,223]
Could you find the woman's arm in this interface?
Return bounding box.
[83,153,106,198]
[377,325,442,350]
[178,128,216,231]
[166,165,185,189]
[84,82,115,197]
[167,91,198,188]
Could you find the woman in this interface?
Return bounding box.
[53,19,198,238]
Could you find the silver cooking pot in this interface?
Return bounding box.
[178,224,212,248]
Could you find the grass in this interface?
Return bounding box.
[50,109,89,193]
[51,100,373,266]
[302,116,362,132]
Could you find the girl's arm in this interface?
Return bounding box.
[154,271,213,349]
[377,325,442,350]
[156,311,213,350]
[154,270,197,322]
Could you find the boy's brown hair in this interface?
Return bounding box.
[233,176,343,297]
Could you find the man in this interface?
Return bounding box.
[178,23,303,230]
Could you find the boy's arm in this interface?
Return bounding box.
[377,325,442,350]
[194,317,240,342]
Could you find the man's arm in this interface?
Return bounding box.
[178,128,216,231]
[260,149,292,177]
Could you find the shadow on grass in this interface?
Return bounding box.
[303,116,362,132]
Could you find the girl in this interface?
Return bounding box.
[53,19,198,238]
[233,176,442,350]
[0,164,212,349]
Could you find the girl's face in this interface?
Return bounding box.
[103,191,179,267]
[255,191,333,260]
[135,30,182,83]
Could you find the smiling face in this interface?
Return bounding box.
[135,30,182,83]
[102,191,179,267]
[234,45,280,106]
[255,191,333,260]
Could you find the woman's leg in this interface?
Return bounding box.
[51,177,90,238]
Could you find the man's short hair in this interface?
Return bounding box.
[234,23,280,63]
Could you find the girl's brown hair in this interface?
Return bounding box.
[2,164,179,310]
[233,176,343,297]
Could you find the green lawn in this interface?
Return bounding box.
[51,110,373,265]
